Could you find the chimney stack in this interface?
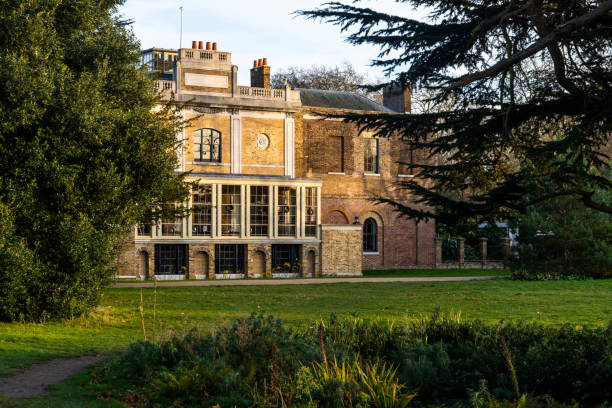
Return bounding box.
[251,57,270,88]
[383,84,411,113]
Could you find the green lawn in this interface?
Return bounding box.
[362,268,511,277]
[1,279,611,378]
[114,268,510,283]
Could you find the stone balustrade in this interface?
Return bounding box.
[238,86,285,99]
[154,80,175,92]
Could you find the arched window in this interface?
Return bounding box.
[194,128,221,162]
[363,218,378,252]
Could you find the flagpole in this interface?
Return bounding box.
[179,6,183,51]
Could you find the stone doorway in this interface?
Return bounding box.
[194,251,209,279]
[306,250,316,277]
[252,251,266,277]
[138,251,149,279]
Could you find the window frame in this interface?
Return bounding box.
[249,185,269,236]
[194,128,222,163]
[277,187,297,237]
[364,138,379,174]
[304,187,317,237]
[221,185,241,236]
[363,218,378,253]
[192,185,213,236]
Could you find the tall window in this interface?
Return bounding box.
[363,218,378,252]
[162,204,182,236]
[364,138,379,173]
[192,185,212,236]
[278,187,296,236]
[221,185,241,236]
[329,136,344,172]
[194,128,221,162]
[250,186,269,236]
[305,187,317,237]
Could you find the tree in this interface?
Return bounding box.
[511,192,612,278]
[271,62,383,103]
[299,1,612,222]
[0,1,189,321]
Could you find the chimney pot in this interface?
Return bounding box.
[191,41,197,49]
[206,42,211,50]
[258,59,262,67]
[198,41,203,49]
[212,42,217,51]
[263,58,268,66]
[253,60,257,68]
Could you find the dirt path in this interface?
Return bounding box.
[113,275,500,288]
[0,356,107,398]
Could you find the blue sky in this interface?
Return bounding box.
[117,0,427,85]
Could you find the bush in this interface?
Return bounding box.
[105,313,612,407]
[510,194,612,279]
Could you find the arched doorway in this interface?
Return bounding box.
[306,250,316,277]
[323,210,349,224]
[194,251,209,279]
[252,251,266,277]
[138,251,149,279]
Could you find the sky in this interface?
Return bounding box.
[117,0,428,85]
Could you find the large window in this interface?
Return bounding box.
[277,187,296,236]
[154,244,187,275]
[364,138,379,174]
[250,186,269,236]
[305,187,317,237]
[221,185,241,236]
[215,244,246,275]
[162,204,182,236]
[272,244,301,274]
[363,218,378,252]
[194,128,221,162]
[192,185,212,236]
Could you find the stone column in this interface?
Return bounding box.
[457,237,465,269]
[501,237,511,258]
[479,237,488,269]
[434,238,443,267]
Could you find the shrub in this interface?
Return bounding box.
[105,313,612,407]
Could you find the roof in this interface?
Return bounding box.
[298,88,395,113]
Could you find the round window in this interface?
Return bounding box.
[256,134,270,150]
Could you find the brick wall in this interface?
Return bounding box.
[301,110,436,268]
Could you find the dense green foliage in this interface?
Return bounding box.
[510,193,612,278]
[299,1,612,221]
[0,1,189,321]
[105,313,612,407]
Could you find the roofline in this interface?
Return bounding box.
[141,48,179,54]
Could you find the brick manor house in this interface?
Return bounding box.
[116,41,435,280]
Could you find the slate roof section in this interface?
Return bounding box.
[298,88,395,113]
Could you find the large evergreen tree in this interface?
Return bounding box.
[0,0,189,321]
[300,1,612,222]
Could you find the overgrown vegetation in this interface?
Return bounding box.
[100,313,612,407]
[0,1,189,321]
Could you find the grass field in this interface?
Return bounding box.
[1,279,611,378]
